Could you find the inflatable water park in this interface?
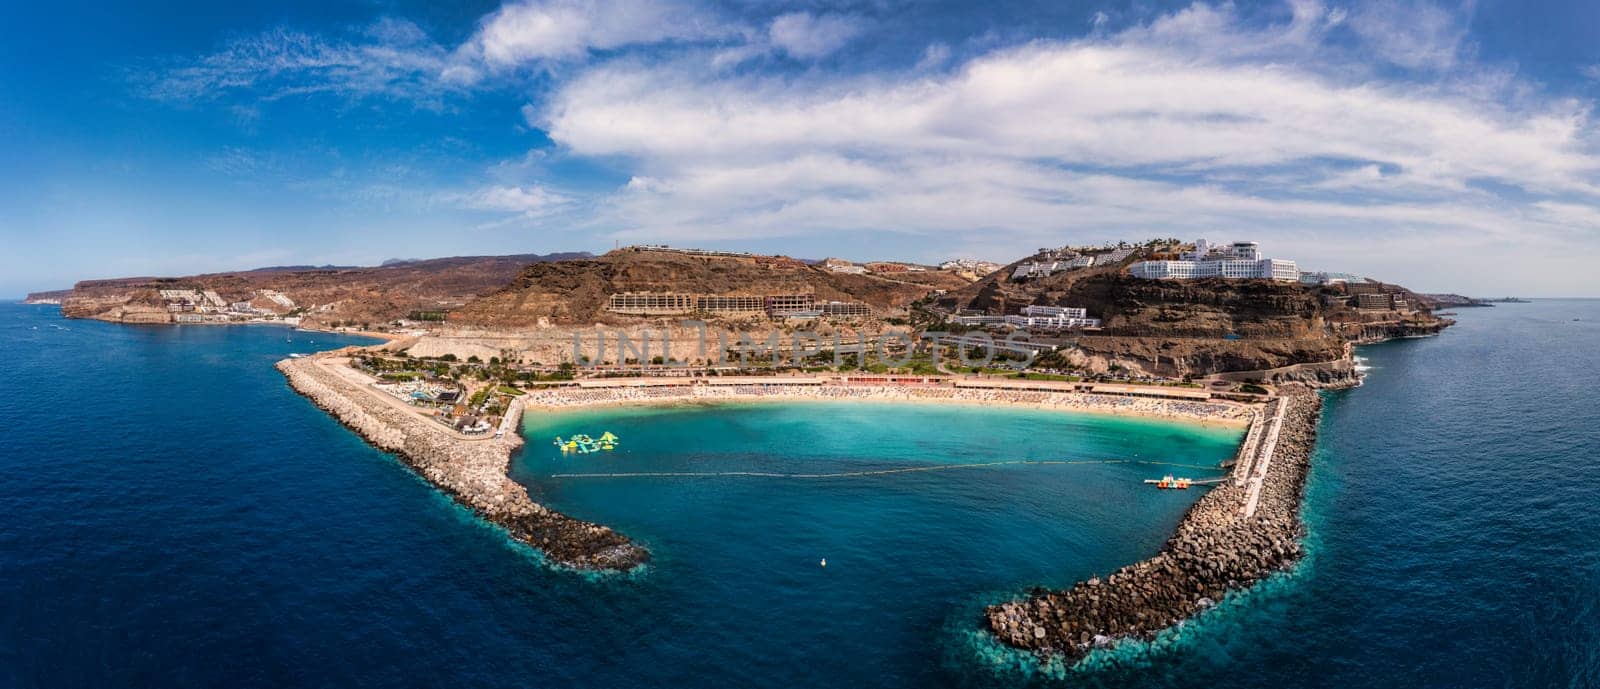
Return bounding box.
[553,431,620,454]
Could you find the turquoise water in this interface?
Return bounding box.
[517,402,1241,684]
[4,300,1599,687]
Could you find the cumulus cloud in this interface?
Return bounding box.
[767,12,864,59]
[545,36,1594,195]
[525,0,1600,289]
[461,0,730,67]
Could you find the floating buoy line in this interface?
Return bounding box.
[545,458,1226,481]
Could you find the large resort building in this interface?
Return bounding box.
[695,295,767,313]
[605,292,698,315]
[606,292,871,318]
[1005,305,1101,330]
[1129,239,1298,282]
[950,304,1102,331]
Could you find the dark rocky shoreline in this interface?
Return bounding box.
[985,387,1322,661]
[278,354,648,571]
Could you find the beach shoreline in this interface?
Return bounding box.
[519,384,1254,428]
[279,352,1261,586]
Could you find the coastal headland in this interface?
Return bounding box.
[985,386,1322,661]
[277,352,649,571]
[47,240,1453,662]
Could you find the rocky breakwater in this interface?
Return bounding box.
[277,355,648,571]
[985,387,1322,661]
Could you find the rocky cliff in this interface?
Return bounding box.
[951,271,1328,339]
[1059,335,1351,381]
[944,264,1449,382]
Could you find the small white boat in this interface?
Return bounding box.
[820,558,827,568]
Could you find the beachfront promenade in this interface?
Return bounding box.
[1237,398,1290,518]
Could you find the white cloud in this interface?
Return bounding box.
[462,0,730,67]
[525,1,1600,292]
[449,185,572,215]
[1346,0,1473,70]
[767,12,864,59]
[136,20,461,103]
[915,43,952,71]
[139,0,735,102]
[545,38,1595,195]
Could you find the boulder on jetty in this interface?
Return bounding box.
[278,355,648,571]
[985,387,1322,660]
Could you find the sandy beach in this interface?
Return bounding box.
[521,384,1256,427]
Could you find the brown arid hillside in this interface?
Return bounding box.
[448,247,972,327]
[937,249,1451,385]
[55,253,588,327]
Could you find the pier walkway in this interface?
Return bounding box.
[1239,396,1290,518]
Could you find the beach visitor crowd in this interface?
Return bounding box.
[521,384,1251,423]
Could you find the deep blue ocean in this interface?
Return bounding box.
[2,300,1597,687]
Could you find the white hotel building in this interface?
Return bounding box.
[1003,305,1102,330]
[1128,239,1298,282]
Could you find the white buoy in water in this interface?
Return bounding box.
[820,558,827,568]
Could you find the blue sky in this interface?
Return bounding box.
[3,0,1600,297]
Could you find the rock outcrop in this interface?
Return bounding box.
[1336,317,1455,344]
[1063,335,1349,379]
[985,388,1322,661]
[22,289,70,305]
[278,355,648,571]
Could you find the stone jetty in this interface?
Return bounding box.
[278,354,648,571]
[985,386,1322,660]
